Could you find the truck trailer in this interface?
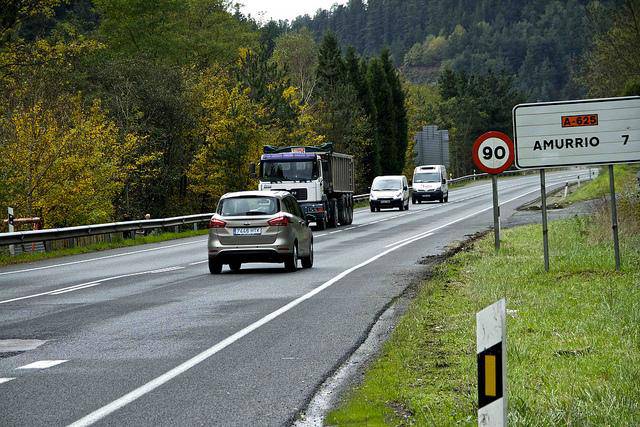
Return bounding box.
[253,143,354,230]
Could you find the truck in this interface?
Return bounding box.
[251,143,354,230]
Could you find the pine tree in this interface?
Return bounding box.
[367,57,396,175]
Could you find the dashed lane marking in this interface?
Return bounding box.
[17,360,67,370]
[0,378,15,384]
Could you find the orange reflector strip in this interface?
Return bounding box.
[484,355,497,397]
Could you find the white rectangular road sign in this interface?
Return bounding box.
[513,96,640,169]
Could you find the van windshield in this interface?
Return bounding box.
[414,172,441,183]
[372,179,402,191]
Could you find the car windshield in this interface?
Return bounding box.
[414,172,441,183]
[218,196,279,216]
[372,179,402,191]
[262,160,318,181]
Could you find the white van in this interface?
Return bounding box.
[369,175,410,212]
[412,165,448,203]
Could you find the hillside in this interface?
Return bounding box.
[292,0,618,101]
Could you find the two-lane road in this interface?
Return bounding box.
[0,170,588,426]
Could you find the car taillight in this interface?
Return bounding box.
[208,218,226,228]
[268,216,289,226]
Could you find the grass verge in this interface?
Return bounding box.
[0,229,208,268]
[327,200,640,425]
[565,165,638,205]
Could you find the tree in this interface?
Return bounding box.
[271,28,318,105]
[367,57,397,174]
[187,67,266,209]
[581,0,640,96]
[0,95,142,227]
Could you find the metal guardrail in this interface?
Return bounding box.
[352,169,536,202]
[0,213,214,246]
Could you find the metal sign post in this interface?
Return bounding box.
[491,175,500,251]
[477,299,507,427]
[608,165,621,270]
[472,131,515,253]
[539,171,550,271]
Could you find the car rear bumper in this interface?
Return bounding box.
[208,248,291,264]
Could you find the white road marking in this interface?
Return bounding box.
[49,282,102,296]
[188,260,208,266]
[315,233,328,237]
[0,240,206,277]
[17,360,67,369]
[149,267,185,274]
[328,230,343,234]
[66,185,547,427]
[385,232,434,248]
[0,267,185,305]
[0,378,15,384]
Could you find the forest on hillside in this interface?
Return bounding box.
[0,0,407,228]
[293,0,620,101]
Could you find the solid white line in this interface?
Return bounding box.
[0,378,15,385]
[0,240,206,277]
[149,266,185,274]
[188,260,207,266]
[66,185,546,427]
[17,360,67,369]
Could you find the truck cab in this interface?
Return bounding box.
[412,165,449,203]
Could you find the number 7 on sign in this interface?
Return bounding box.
[622,134,629,145]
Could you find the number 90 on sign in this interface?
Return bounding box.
[472,131,515,175]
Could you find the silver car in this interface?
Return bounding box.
[207,191,314,274]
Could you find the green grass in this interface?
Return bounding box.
[0,229,208,268]
[565,165,638,205]
[327,206,640,425]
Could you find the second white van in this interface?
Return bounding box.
[412,165,448,203]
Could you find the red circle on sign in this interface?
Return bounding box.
[472,131,515,174]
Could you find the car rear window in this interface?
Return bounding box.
[218,196,279,216]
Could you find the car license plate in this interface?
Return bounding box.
[233,227,262,236]
[381,200,390,204]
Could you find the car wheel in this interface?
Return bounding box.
[405,201,410,210]
[445,194,449,203]
[370,205,375,213]
[412,197,416,204]
[208,257,222,274]
[301,241,313,269]
[285,243,298,272]
[315,217,327,230]
[229,262,241,272]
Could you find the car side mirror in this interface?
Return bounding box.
[249,163,257,179]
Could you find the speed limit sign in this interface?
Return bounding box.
[472,131,515,174]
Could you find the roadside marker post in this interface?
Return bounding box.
[477,299,507,427]
[7,207,15,257]
[472,131,515,252]
[513,96,640,271]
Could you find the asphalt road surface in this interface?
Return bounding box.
[0,169,590,426]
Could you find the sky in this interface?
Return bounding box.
[238,0,348,22]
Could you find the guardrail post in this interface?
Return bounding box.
[608,165,621,271]
[540,169,550,272]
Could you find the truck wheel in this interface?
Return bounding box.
[208,257,222,274]
[346,205,354,225]
[328,200,338,228]
[337,196,347,225]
